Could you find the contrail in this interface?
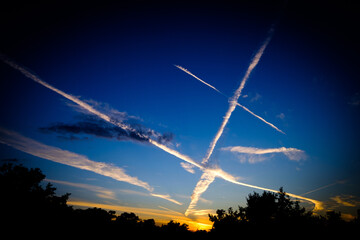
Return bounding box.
[1,54,322,215]
[202,26,275,165]
[0,54,203,170]
[301,181,342,196]
[174,65,226,97]
[175,65,285,134]
[222,146,305,161]
[0,127,153,191]
[236,103,285,134]
[150,193,183,205]
[223,176,324,211]
[185,171,216,216]
[186,165,323,215]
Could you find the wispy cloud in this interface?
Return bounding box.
[180,162,196,174]
[45,179,117,200]
[222,146,306,162]
[0,127,153,191]
[150,193,182,205]
[0,54,203,171]
[331,195,360,207]
[1,53,322,217]
[40,116,174,145]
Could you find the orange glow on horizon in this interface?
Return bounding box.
[67,200,213,231]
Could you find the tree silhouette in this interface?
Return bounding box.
[0,163,71,230]
[209,187,320,236]
[1,162,359,237]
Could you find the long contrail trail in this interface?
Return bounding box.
[185,25,278,214]
[0,54,203,170]
[175,65,285,134]
[221,146,305,161]
[174,65,226,97]
[202,26,275,165]
[185,171,216,216]
[0,127,153,191]
[1,54,322,215]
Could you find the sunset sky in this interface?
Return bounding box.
[0,1,359,230]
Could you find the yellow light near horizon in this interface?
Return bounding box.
[68,200,213,232]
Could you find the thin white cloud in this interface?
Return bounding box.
[0,127,153,191]
[250,92,262,102]
[0,55,204,171]
[180,162,195,174]
[222,146,306,162]
[1,54,322,216]
[276,113,285,120]
[45,179,117,200]
[150,193,182,205]
[174,65,225,96]
[331,195,360,207]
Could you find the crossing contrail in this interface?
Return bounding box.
[175,65,285,134]
[0,54,203,170]
[185,25,279,215]
[202,25,275,165]
[1,53,322,216]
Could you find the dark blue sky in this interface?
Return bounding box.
[1,1,359,228]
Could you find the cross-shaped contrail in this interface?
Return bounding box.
[174,65,285,135]
[1,48,323,218]
[184,25,285,216]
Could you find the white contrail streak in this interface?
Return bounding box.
[175,64,285,135]
[174,65,225,96]
[202,26,275,165]
[236,103,285,134]
[150,193,183,205]
[0,55,203,170]
[222,146,305,161]
[0,127,153,191]
[185,171,216,216]
[221,176,324,211]
[1,54,322,214]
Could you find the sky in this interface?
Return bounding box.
[0,0,360,230]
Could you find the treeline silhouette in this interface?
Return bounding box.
[1,162,359,238]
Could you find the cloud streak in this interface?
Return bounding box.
[0,127,153,191]
[45,179,117,200]
[1,53,322,217]
[202,25,275,165]
[175,65,285,135]
[222,146,306,162]
[150,193,182,205]
[0,54,203,170]
[174,65,225,96]
[185,171,216,216]
[40,117,174,145]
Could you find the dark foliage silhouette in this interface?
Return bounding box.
[1,162,359,238]
[209,187,359,237]
[0,163,72,231]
